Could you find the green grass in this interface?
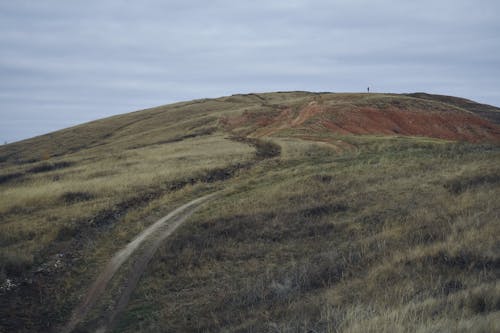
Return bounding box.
[0,91,499,332]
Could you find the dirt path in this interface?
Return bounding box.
[62,193,218,333]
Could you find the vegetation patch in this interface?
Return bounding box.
[444,172,500,194]
[129,126,217,149]
[0,172,24,185]
[230,136,282,159]
[300,203,348,217]
[27,161,73,174]
[0,251,33,277]
[423,251,500,271]
[441,279,463,295]
[60,191,95,204]
[466,289,500,314]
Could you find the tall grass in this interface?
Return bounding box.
[118,136,500,333]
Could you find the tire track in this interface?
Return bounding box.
[62,193,217,333]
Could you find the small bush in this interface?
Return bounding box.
[255,140,281,159]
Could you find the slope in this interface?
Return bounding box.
[221,93,500,143]
[0,92,500,332]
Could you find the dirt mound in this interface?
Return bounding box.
[221,97,500,143]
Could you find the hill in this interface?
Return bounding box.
[1,92,500,332]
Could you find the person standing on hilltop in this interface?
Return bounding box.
[367,86,370,93]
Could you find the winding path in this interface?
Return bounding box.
[63,193,218,333]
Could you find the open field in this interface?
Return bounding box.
[118,137,500,332]
[1,92,499,332]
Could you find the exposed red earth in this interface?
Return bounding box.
[221,96,500,144]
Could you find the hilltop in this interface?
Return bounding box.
[1,92,500,332]
[1,92,499,165]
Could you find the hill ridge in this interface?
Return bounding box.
[1,92,499,166]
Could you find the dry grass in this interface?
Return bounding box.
[0,91,499,332]
[117,136,500,333]
[0,134,254,277]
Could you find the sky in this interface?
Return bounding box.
[1,0,499,143]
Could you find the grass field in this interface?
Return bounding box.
[117,137,500,332]
[1,92,499,332]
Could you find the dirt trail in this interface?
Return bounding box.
[62,193,217,333]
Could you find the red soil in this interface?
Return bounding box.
[221,101,500,144]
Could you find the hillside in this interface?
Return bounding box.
[1,92,500,332]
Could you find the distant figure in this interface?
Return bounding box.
[367,86,370,93]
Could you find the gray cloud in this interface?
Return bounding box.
[1,0,499,142]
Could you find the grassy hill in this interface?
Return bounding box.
[1,92,500,332]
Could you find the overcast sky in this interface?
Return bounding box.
[1,0,499,143]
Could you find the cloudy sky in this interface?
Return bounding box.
[1,0,499,143]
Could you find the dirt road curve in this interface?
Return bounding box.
[63,193,218,333]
